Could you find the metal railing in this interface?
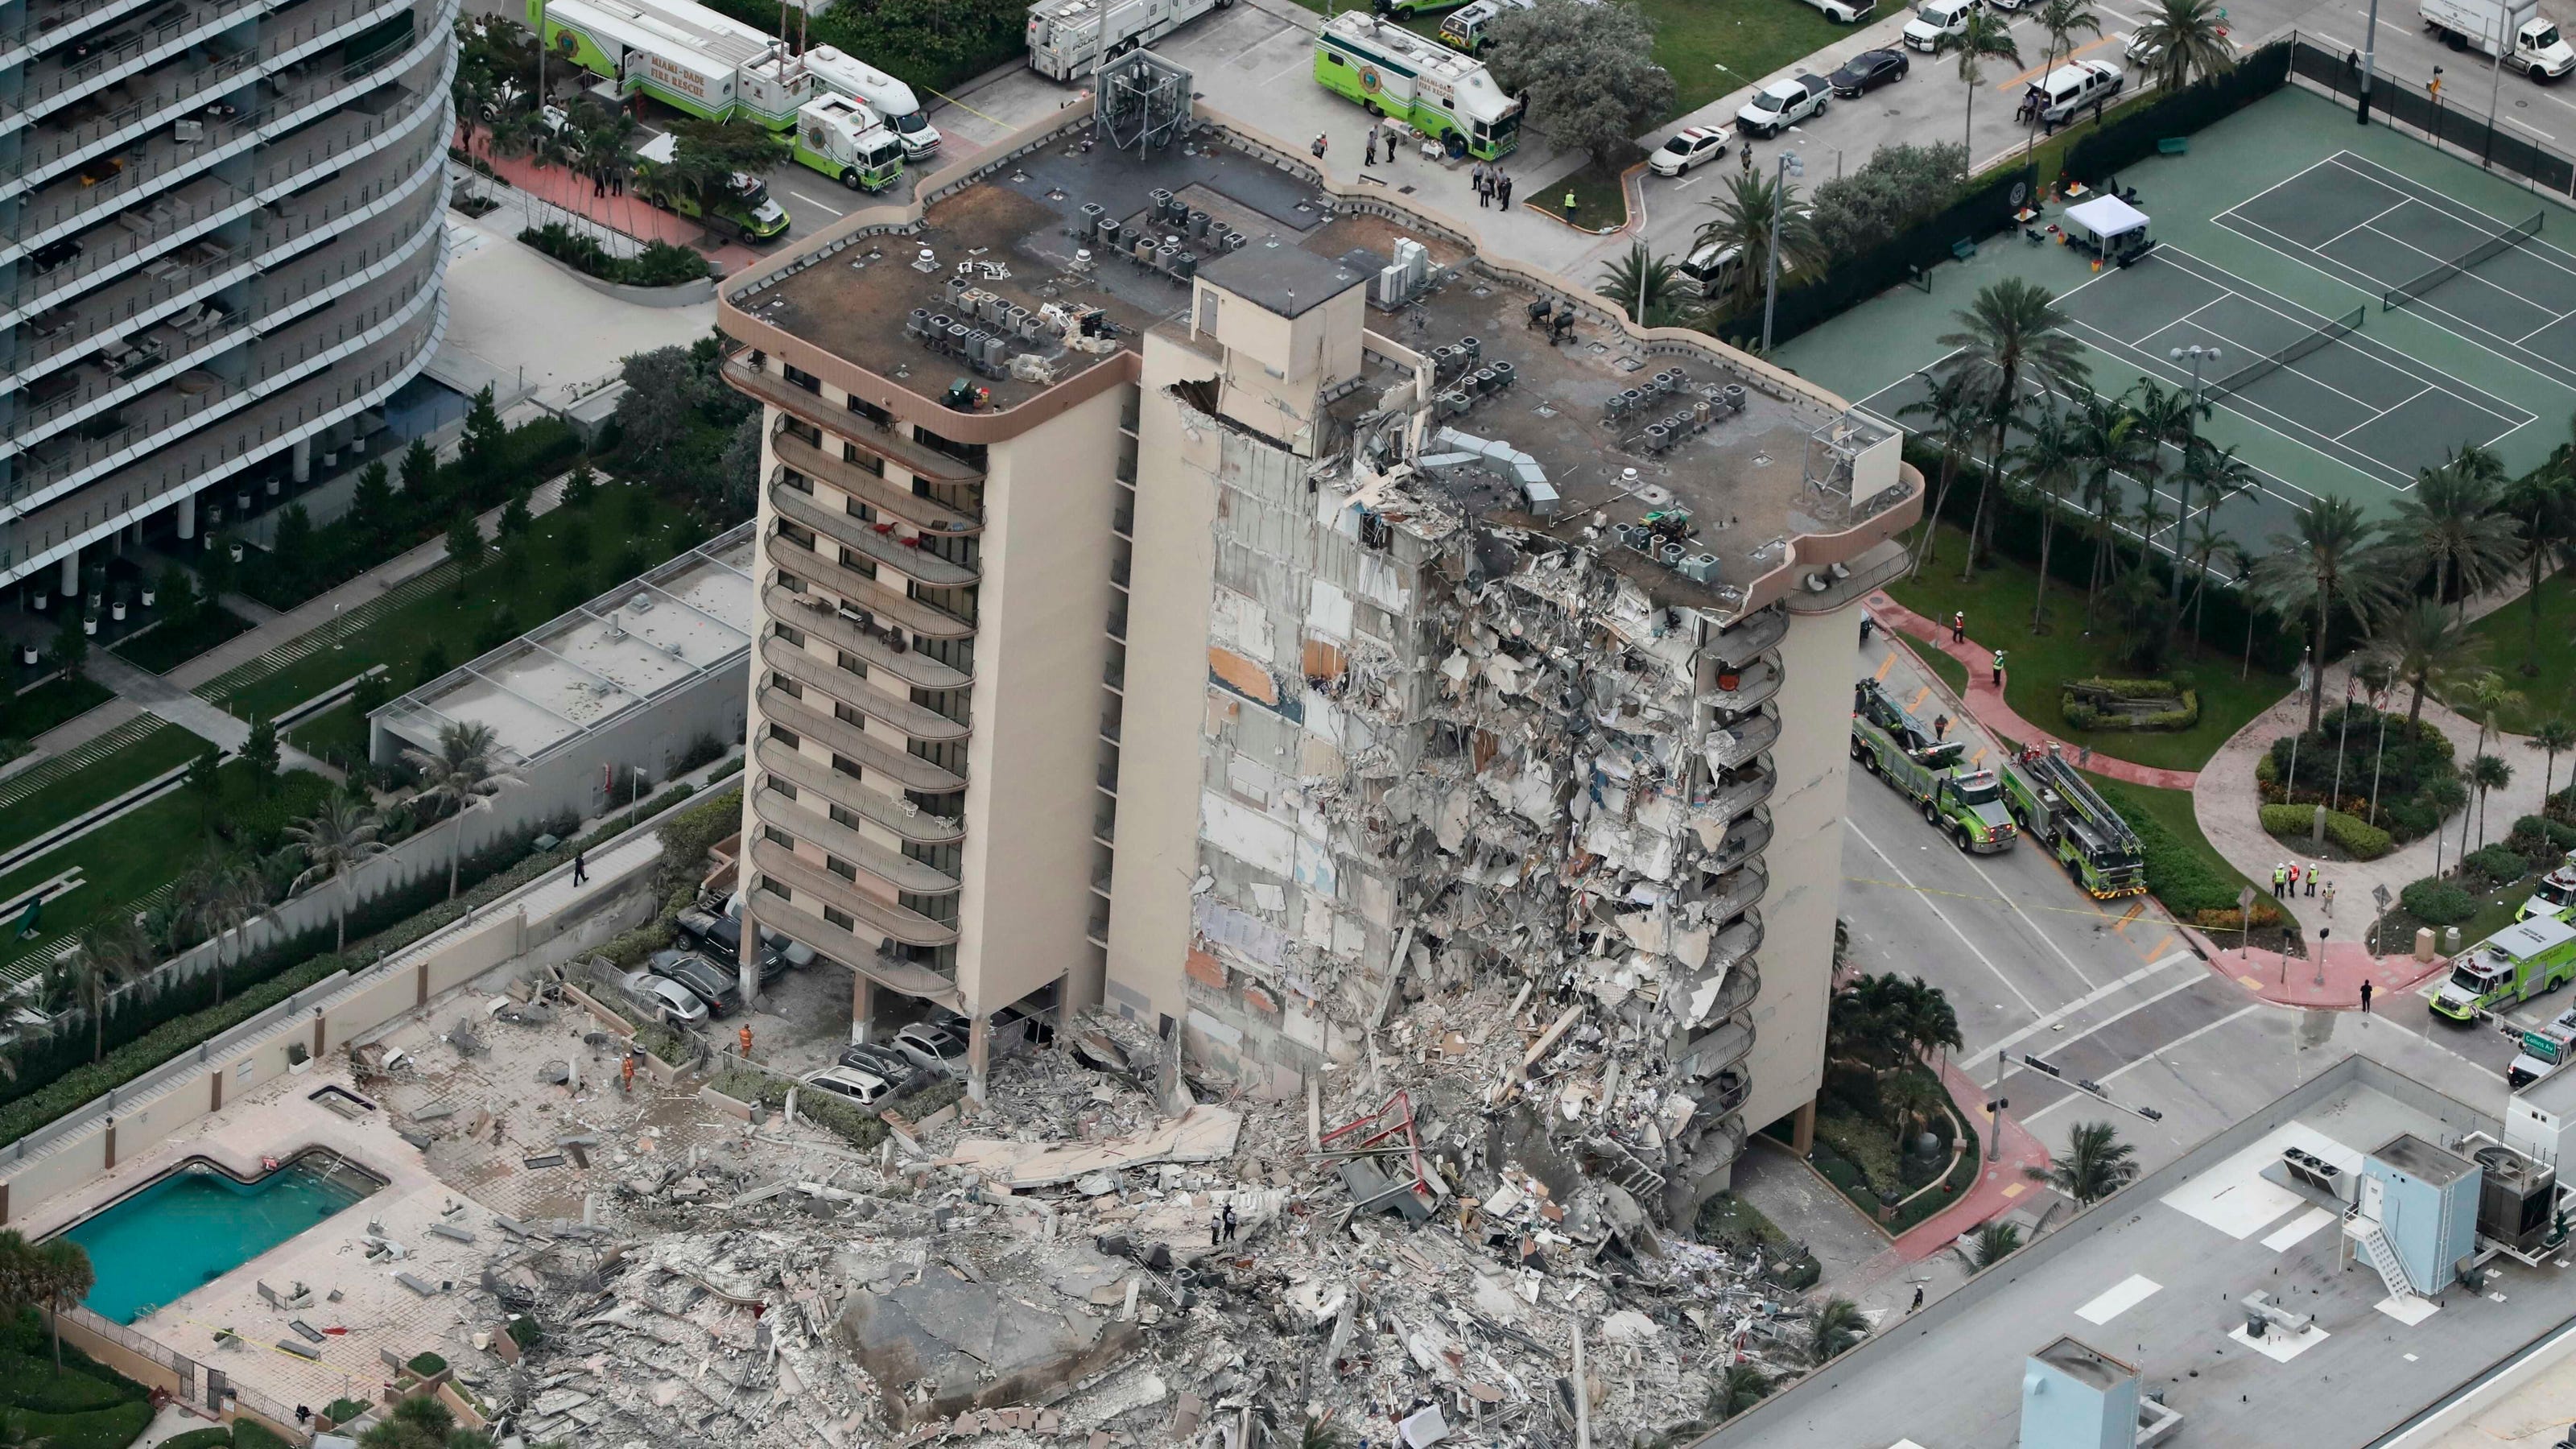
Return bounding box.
[2,0,248,119]
[2287,34,2576,200]
[0,0,164,70]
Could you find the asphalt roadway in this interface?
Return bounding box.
[1843,631,2516,1185]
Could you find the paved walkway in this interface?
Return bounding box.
[2188,928,2451,1009]
[454,127,761,276]
[80,651,338,781]
[1865,592,2202,790]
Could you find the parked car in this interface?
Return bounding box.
[675,906,789,984]
[1649,124,1736,176]
[2027,59,2124,128]
[1829,47,1909,95]
[657,952,743,1018]
[621,969,709,1028]
[1902,0,1980,50]
[1800,0,1876,22]
[838,1040,930,1086]
[895,1021,971,1078]
[714,894,821,969]
[800,1065,895,1107]
[1735,74,1830,137]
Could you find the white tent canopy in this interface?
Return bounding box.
[2063,193,2149,242]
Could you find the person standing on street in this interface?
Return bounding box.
[2306,868,2319,897]
[1991,649,2005,687]
[2360,979,2374,1012]
[572,848,588,886]
[2273,862,2287,899]
[1952,609,1966,642]
[1366,130,1379,166]
[1909,1285,1925,1314]
[1563,188,1579,221]
[1497,173,1513,208]
[2323,879,2338,914]
[1476,169,1491,208]
[1312,132,1328,161]
[1740,142,1754,178]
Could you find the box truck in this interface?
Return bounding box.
[789,93,905,192]
[2422,0,2575,77]
[1025,0,1232,80]
[1315,12,1521,159]
[796,44,942,159]
[530,0,810,125]
[633,130,791,241]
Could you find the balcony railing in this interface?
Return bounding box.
[3,0,259,123]
[753,785,961,897]
[759,634,968,744]
[729,360,984,482]
[768,431,980,535]
[746,837,957,947]
[768,479,976,587]
[758,685,967,794]
[764,529,974,640]
[753,735,962,845]
[1704,606,1789,669]
[0,0,166,72]
[760,582,971,691]
[0,112,442,326]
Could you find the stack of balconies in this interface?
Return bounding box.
[1088,390,1138,957]
[738,364,984,999]
[0,0,453,585]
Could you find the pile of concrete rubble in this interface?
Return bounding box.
[442,1010,1845,1449]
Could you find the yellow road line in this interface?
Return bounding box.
[2112,902,2146,934]
[1875,653,1896,681]
[1969,746,1988,767]
[1910,686,1931,712]
[922,83,1009,128]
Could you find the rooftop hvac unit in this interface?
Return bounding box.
[944,275,970,302]
[1603,393,1633,422]
[1099,217,1123,250]
[1721,382,1747,413]
[1489,360,1514,389]
[1393,237,1428,291]
[1643,423,1670,452]
[1522,477,1560,518]
[1459,335,1481,361]
[1668,366,1692,388]
[906,308,931,337]
[1188,208,1210,238]
[1080,200,1105,230]
[1375,263,1410,307]
[1174,251,1197,279]
[1438,390,1472,416]
[944,323,971,353]
[2475,1143,2559,1251]
[1149,187,1174,217]
[1678,554,1720,584]
[1156,242,1177,270]
[629,592,652,612]
[1226,231,1247,251]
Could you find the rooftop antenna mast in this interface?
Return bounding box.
[1093,50,1194,155]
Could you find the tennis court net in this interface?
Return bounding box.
[2383,210,2544,311]
[2203,304,2365,403]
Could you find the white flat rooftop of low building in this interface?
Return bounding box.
[374,524,753,762]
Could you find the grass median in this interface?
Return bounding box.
[0,721,202,863]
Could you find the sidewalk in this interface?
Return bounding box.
[80,651,338,782]
[1889,1053,2058,1265]
[2186,927,2449,1009]
[1865,592,2201,790]
[454,127,761,276]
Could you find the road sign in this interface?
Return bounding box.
[2373,883,2394,910]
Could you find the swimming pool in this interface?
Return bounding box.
[61,1155,381,1323]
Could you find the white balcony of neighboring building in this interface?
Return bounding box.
[0,0,170,73]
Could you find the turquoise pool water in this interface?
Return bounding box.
[63,1159,377,1323]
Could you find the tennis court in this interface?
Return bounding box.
[2218,151,2576,391]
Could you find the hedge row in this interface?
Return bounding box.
[2258,804,2392,861]
[2062,679,2199,733]
[2401,877,2478,927]
[2097,778,2284,928]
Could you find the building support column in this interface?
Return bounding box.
[291,436,312,485]
[58,546,78,599]
[1789,1098,1816,1155]
[849,972,874,1043]
[966,1013,989,1104]
[175,490,196,541]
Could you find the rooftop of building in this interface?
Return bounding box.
[372,522,755,762]
[1699,1057,2568,1449]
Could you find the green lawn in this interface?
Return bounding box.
[1542,159,1632,231]
[108,605,254,675]
[1887,522,2297,773]
[287,700,372,770]
[1894,632,1969,696]
[2457,571,2576,737]
[2092,771,2283,937]
[1280,0,1847,122]
[207,496,702,721]
[1,1309,155,1449]
[2,673,112,743]
[0,721,202,861]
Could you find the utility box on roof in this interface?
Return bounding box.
[2020,1337,2141,1449]
[2363,1133,2481,1294]
[2508,1066,2576,1170]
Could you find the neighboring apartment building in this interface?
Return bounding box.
[718,56,1917,1214]
[0,0,453,594]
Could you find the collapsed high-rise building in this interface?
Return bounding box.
[719,53,1920,1218]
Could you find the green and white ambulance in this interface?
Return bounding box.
[2432,917,2576,1023]
[1314,12,1521,159]
[790,93,904,193]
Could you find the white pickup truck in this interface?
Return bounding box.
[2422,0,2576,78]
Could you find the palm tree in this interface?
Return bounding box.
[204,864,267,1007]
[2132,0,2236,91]
[1693,171,1826,320]
[2251,495,2401,733]
[2391,455,2524,616]
[287,799,389,952]
[2460,669,2528,767]
[2031,1121,2139,1203]
[1803,1298,1868,1364]
[2117,378,2197,568]
[2533,718,2576,803]
[2426,773,2469,877]
[2010,402,2084,632]
[1934,279,2089,580]
[32,1237,93,1369]
[1709,1364,1771,1422]
[1882,1070,1950,1150]
[2071,389,2144,623]
[2036,0,2106,80]
[1939,11,2022,176]
[1898,371,1987,574]
[2174,444,2258,649]
[2502,466,2576,673]
[2368,598,2485,732]
[402,720,522,898]
[68,918,151,1063]
[1596,243,1685,328]
[2472,753,2514,848]
[1970,1221,2023,1269]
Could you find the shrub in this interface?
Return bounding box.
[2257,804,2392,860]
[160,1429,235,1449]
[325,1397,374,1424]
[2060,678,2200,733]
[2260,705,2455,841]
[232,1418,289,1449]
[2464,844,2531,888]
[2096,779,2283,927]
[518,225,711,287]
[406,1352,448,1377]
[19,1398,154,1449]
[2401,877,2479,926]
[506,1316,544,1348]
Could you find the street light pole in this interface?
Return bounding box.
[2487,9,2509,165]
[1760,149,1806,354]
[2359,0,2383,122]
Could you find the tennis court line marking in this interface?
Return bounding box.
[2212,200,2576,399]
[2332,382,2433,440]
[2318,196,2419,253]
[2324,152,2576,279]
[2351,208,2574,312]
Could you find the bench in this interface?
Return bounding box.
[2157,137,2188,155]
[1951,238,1978,262]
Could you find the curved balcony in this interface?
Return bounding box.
[1702,953,1760,1023]
[747,837,956,948]
[770,433,980,535]
[6,201,440,456]
[762,584,971,692]
[754,735,963,846]
[1705,807,1773,875]
[1703,655,1782,719]
[1699,863,1767,929]
[1,0,169,72]
[1678,1113,1747,1184]
[0,105,443,328]
[761,634,968,744]
[1703,606,1788,669]
[1692,764,1776,835]
[6,29,452,265]
[6,0,270,126]
[2,290,442,584]
[770,479,977,588]
[6,242,440,508]
[6,163,440,391]
[730,360,985,482]
[754,784,961,897]
[765,528,974,641]
[743,893,963,1009]
[1678,1018,1753,1080]
[1701,704,1779,774]
[1701,1069,1751,1118]
[7,0,428,188]
[758,686,967,794]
